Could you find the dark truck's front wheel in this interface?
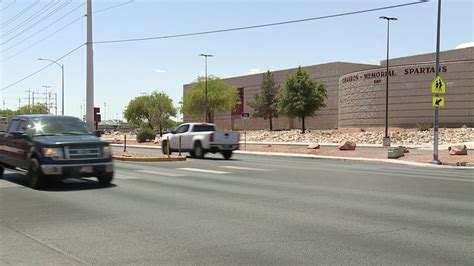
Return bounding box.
[98,172,114,186]
[28,158,46,189]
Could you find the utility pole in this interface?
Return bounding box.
[86,0,95,129]
[104,102,107,121]
[25,89,32,108]
[432,0,442,164]
[18,98,21,109]
[42,85,51,113]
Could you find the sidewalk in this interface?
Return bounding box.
[109,140,474,169]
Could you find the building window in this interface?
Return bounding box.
[232,87,244,115]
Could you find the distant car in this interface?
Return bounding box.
[160,123,240,159]
[0,115,114,189]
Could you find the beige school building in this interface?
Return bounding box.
[183,47,473,130]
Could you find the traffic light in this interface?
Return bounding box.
[94,107,101,122]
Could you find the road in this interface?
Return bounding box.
[1,150,473,265]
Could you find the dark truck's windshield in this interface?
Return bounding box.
[25,117,91,136]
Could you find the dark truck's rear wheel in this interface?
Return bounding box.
[0,163,4,178]
[98,172,114,186]
[27,158,46,189]
[222,151,233,160]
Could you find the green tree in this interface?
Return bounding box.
[181,76,238,123]
[148,91,177,136]
[247,71,280,131]
[123,91,177,136]
[16,104,49,115]
[123,95,151,128]
[0,108,16,119]
[279,67,328,133]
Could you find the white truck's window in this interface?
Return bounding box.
[192,125,215,132]
[175,125,189,134]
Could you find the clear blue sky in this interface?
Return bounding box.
[1,0,472,121]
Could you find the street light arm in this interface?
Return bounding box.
[38,58,63,68]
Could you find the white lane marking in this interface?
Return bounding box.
[135,169,185,177]
[178,168,231,174]
[115,174,140,180]
[0,180,23,188]
[220,166,272,172]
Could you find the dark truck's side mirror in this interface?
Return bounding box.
[11,131,28,139]
[93,130,102,137]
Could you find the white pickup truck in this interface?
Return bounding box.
[160,123,240,159]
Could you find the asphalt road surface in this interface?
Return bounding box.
[1,151,473,265]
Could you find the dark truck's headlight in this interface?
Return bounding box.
[42,147,64,160]
[102,145,112,158]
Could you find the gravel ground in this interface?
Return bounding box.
[242,127,474,146]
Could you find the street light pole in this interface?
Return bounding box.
[199,53,213,123]
[38,58,65,115]
[379,16,397,147]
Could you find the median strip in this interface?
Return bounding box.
[112,152,186,162]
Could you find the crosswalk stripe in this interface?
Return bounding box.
[177,168,231,174]
[220,166,272,172]
[134,169,186,177]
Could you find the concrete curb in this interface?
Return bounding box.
[113,155,186,162]
[234,151,474,170]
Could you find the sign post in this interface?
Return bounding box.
[242,112,250,151]
[432,0,443,165]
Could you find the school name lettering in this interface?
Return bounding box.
[341,66,448,84]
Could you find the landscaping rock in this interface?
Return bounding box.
[338,141,356,151]
[307,144,320,149]
[398,146,410,153]
[448,145,468,155]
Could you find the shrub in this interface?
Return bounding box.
[136,128,156,143]
[416,123,432,132]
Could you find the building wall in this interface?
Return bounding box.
[339,54,474,128]
[184,62,377,130]
[183,47,474,130]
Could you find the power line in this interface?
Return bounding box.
[93,0,134,14]
[3,0,59,37]
[1,0,40,28]
[1,43,85,91]
[94,1,427,44]
[1,0,16,12]
[1,0,73,45]
[1,2,85,53]
[1,15,85,63]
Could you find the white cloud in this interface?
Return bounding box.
[455,42,474,49]
[359,58,379,65]
[247,68,262,75]
[153,69,166,73]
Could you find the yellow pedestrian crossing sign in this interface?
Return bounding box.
[431,75,446,94]
[432,96,445,107]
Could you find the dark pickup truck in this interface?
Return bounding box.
[0,115,114,189]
